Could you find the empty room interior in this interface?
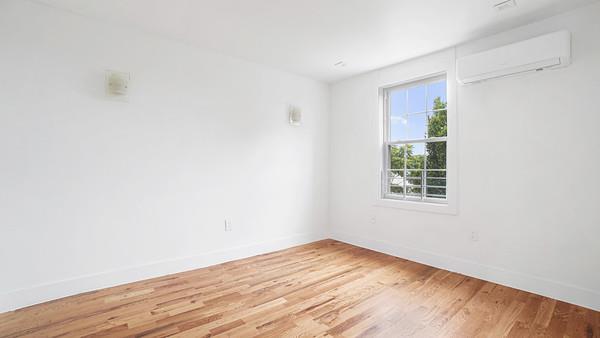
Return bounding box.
[2,0,600,337]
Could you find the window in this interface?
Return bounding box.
[382,75,448,203]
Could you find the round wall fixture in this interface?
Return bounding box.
[289,105,301,126]
[105,70,130,101]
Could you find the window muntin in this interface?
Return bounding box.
[383,75,447,203]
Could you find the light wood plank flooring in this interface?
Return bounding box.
[1,240,599,337]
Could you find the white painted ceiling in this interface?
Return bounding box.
[35,0,598,83]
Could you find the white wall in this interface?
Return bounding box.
[0,0,329,312]
[329,2,600,311]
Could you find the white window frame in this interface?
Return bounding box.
[375,56,457,215]
[382,74,447,203]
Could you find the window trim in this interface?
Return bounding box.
[375,66,458,215]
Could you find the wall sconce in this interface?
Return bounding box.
[289,105,301,126]
[105,70,130,101]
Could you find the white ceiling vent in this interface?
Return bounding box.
[493,0,517,11]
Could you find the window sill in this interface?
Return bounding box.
[373,198,457,215]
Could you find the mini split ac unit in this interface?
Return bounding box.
[456,30,571,84]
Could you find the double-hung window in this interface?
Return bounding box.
[382,75,448,203]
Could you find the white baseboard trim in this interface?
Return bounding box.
[0,233,327,313]
[330,231,600,311]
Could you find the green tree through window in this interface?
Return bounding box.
[426,97,447,197]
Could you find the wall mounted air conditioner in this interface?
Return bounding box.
[456,30,571,85]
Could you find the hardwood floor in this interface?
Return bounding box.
[1,240,598,337]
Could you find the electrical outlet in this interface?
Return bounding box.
[370,216,376,224]
[224,219,232,232]
[470,231,479,242]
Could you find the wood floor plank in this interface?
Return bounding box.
[0,239,598,338]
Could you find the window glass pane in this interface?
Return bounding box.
[389,144,405,171]
[426,141,447,199]
[406,113,427,140]
[407,84,426,114]
[427,110,447,137]
[389,89,407,140]
[426,141,446,169]
[390,116,407,141]
[390,182,404,195]
[389,89,406,116]
[427,80,447,111]
[388,145,405,197]
[406,143,425,197]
